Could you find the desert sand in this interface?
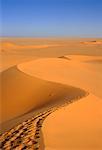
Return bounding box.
[18,56,102,149]
[0,38,102,149]
[43,94,102,150]
[1,38,102,71]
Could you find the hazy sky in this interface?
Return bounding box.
[1,0,102,37]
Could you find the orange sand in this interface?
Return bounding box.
[0,38,102,149]
[43,94,102,150]
[18,56,102,98]
[18,56,102,149]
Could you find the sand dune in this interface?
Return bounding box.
[1,38,102,72]
[1,64,86,128]
[1,42,60,50]
[0,59,87,149]
[80,40,102,46]
[18,57,102,99]
[0,38,102,149]
[18,56,102,149]
[66,55,102,62]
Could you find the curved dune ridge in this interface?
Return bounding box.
[18,56,102,98]
[1,55,102,149]
[18,56,102,149]
[1,65,86,125]
[0,58,87,149]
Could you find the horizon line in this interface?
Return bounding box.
[1,36,102,39]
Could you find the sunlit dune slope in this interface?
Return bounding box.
[18,57,102,99]
[66,55,102,62]
[43,94,102,150]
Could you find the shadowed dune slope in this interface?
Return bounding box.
[1,66,86,126]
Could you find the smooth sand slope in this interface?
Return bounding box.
[18,56,102,150]
[43,94,102,150]
[18,56,102,98]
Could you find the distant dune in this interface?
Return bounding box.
[1,42,60,50]
[80,40,102,46]
[0,38,102,72]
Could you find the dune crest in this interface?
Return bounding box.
[17,56,102,149]
[18,57,102,98]
[1,62,87,149]
[1,64,87,129]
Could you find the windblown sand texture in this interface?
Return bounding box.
[0,38,102,150]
